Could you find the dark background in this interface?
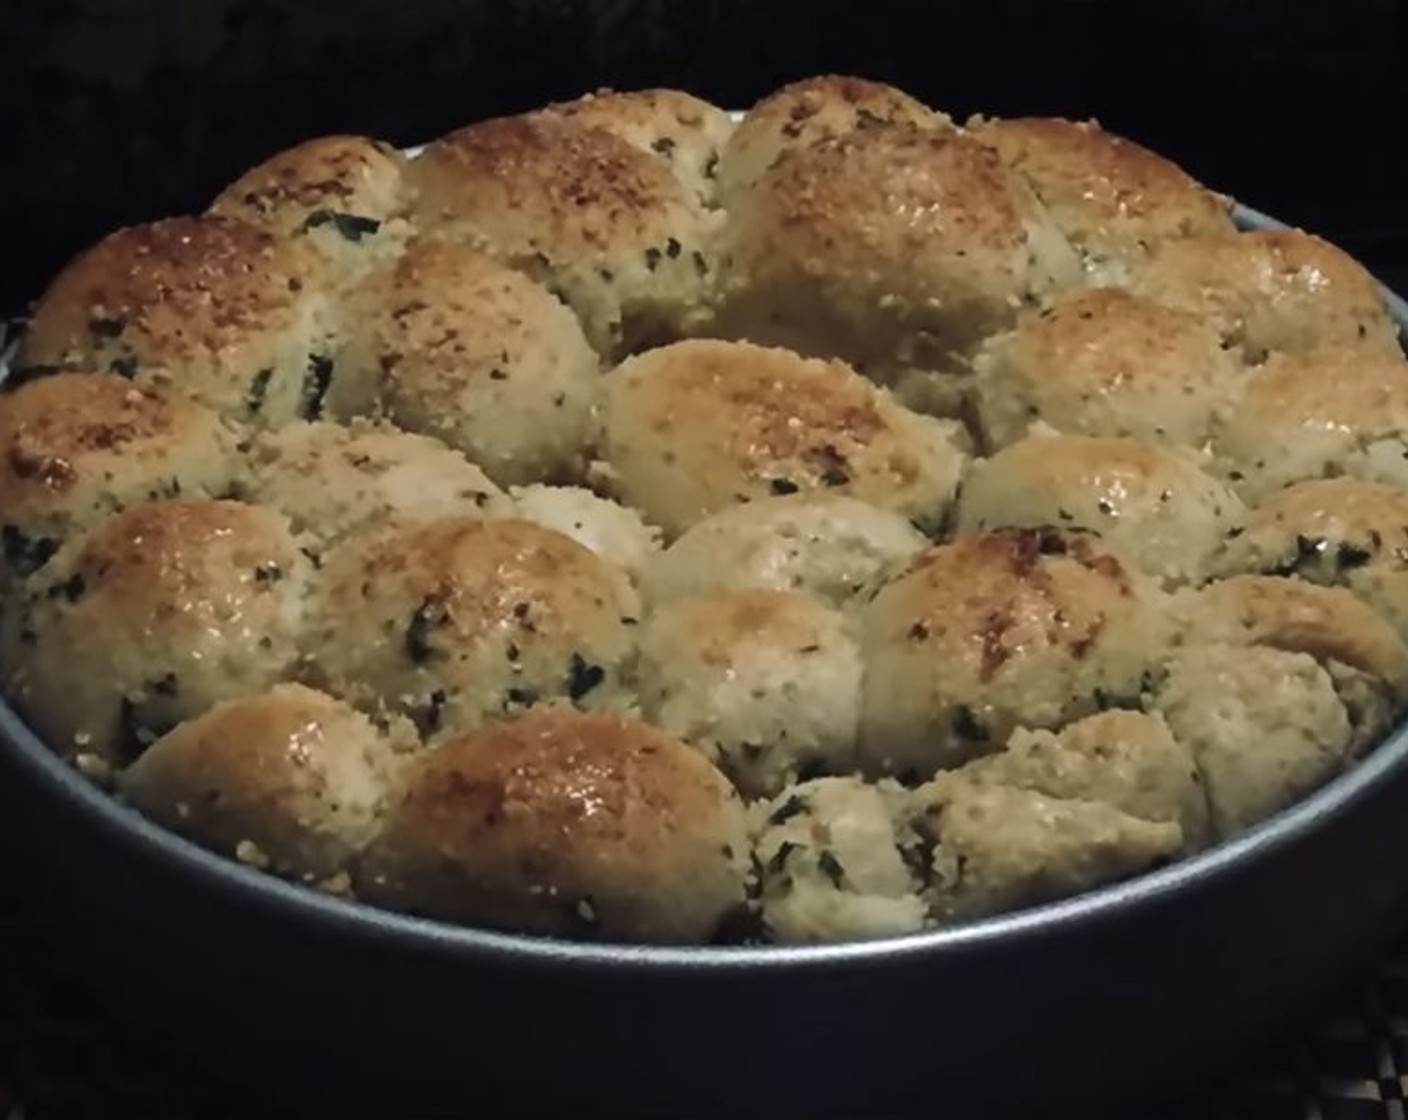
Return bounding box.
[2,0,1408,313]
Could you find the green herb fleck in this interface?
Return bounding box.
[567,652,605,701]
[302,354,334,420]
[88,316,126,339]
[1337,541,1373,569]
[405,596,449,663]
[950,704,987,741]
[1,525,58,577]
[768,794,808,826]
[814,444,850,488]
[418,689,448,737]
[817,849,846,888]
[245,368,274,416]
[43,572,84,603]
[302,210,382,242]
[766,840,799,876]
[149,673,180,698]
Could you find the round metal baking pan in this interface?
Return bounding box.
[2,204,1408,1120]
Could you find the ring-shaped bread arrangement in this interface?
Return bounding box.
[3,76,1406,946]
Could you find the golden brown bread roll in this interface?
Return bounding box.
[859,529,1166,778]
[1211,345,1408,500]
[0,373,242,581]
[1172,574,1408,705]
[968,116,1234,280]
[122,684,412,882]
[326,236,602,486]
[913,777,1182,924]
[1154,644,1355,837]
[955,432,1244,587]
[0,500,312,766]
[18,215,329,428]
[305,517,639,739]
[601,339,967,538]
[943,709,1211,852]
[406,114,718,359]
[358,707,749,942]
[1210,478,1408,644]
[537,88,734,207]
[244,420,510,547]
[643,491,928,609]
[637,588,863,797]
[971,286,1245,452]
[1127,228,1400,361]
[715,75,950,204]
[716,125,1081,415]
[209,134,411,237]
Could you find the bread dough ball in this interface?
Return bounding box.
[306,518,639,738]
[955,432,1244,587]
[1154,644,1354,837]
[859,529,1165,778]
[1,500,312,765]
[407,113,718,358]
[715,124,1080,413]
[637,589,862,797]
[752,776,927,942]
[358,707,749,942]
[18,215,330,428]
[913,776,1181,924]
[971,287,1245,452]
[602,339,967,538]
[327,237,602,486]
[209,134,410,235]
[244,420,510,547]
[951,710,1210,851]
[1211,478,1408,644]
[1171,574,1408,710]
[0,373,242,581]
[968,116,1234,281]
[1126,228,1401,361]
[644,492,927,609]
[208,134,411,281]
[509,484,660,585]
[1211,346,1408,501]
[715,75,950,205]
[537,88,734,207]
[121,684,411,882]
